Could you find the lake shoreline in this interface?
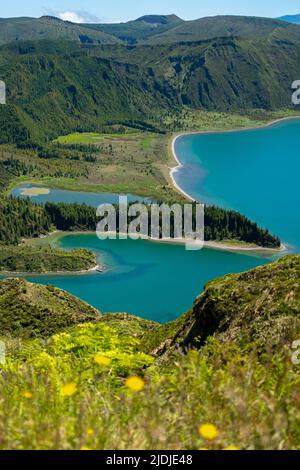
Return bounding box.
[0,263,107,278]
[169,115,300,203]
[11,230,288,278]
[32,230,285,257]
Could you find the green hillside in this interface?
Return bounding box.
[151,254,300,359]
[1,27,300,142]
[2,15,299,47]
[84,14,183,44]
[0,40,175,141]
[0,16,119,45]
[279,14,300,25]
[146,15,300,44]
[0,255,299,449]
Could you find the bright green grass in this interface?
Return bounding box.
[55,131,139,144]
[55,132,115,144]
[164,108,300,133]
[1,325,299,450]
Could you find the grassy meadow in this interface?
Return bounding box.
[0,325,299,450]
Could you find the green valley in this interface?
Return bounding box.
[0,9,300,453]
[1,16,300,143]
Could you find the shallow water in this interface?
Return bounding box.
[11,184,152,206]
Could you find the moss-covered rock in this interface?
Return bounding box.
[177,255,300,351]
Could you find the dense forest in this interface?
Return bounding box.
[0,197,51,245]
[46,201,280,248]
[0,196,281,248]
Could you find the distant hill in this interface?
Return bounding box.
[0,14,299,47]
[0,14,300,141]
[135,15,182,25]
[83,14,183,44]
[145,15,300,44]
[279,14,300,25]
[0,16,119,45]
[1,31,300,141]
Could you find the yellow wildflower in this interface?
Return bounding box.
[125,376,145,392]
[87,428,94,436]
[198,423,219,441]
[80,446,91,451]
[22,391,33,399]
[224,445,240,451]
[61,382,77,397]
[94,354,111,367]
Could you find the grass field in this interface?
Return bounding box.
[54,131,139,145]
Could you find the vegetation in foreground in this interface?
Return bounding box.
[0,255,299,450]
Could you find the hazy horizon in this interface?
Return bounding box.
[0,0,299,24]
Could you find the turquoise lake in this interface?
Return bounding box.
[174,118,300,251]
[26,235,268,323]
[12,118,300,323]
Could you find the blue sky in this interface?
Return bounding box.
[1,0,299,23]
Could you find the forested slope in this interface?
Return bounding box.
[0,16,300,142]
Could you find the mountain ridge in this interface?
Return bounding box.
[144,14,300,44]
[0,14,300,142]
[0,16,120,46]
[1,14,300,46]
[278,14,300,25]
[1,35,300,142]
[134,14,183,24]
[147,254,300,360]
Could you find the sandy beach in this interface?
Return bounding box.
[169,115,300,202]
[49,230,285,255]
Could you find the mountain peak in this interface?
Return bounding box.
[39,15,63,22]
[135,14,182,25]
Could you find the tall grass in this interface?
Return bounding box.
[0,323,299,450]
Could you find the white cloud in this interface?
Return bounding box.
[43,7,100,24]
[58,11,85,23]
